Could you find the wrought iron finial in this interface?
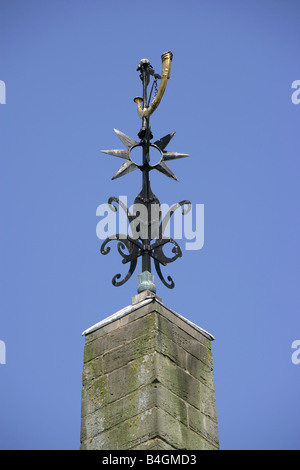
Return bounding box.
[100,51,191,292]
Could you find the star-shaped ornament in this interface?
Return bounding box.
[101,129,189,181]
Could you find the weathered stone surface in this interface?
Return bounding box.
[80,298,219,450]
[81,384,156,442]
[187,403,219,447]
[132,438,176,450]
[81,407,159,450]
[84,311,157,361]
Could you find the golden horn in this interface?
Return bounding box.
[134,51,173,119]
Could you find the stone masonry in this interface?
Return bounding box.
[80,291,219,450]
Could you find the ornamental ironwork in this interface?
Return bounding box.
[100,51,191,293]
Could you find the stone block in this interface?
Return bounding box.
[80,298,219,450]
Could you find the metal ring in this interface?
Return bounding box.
[128,143,164,169]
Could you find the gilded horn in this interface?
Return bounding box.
[134,51,173,119]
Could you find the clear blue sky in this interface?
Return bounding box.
[0,0,299,450]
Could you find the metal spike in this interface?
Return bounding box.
[112,160,138,180]
[163,151,190,161]
[154,161,179,181]
[113,128,139,149]
[153,131,176,151]
[101,149,130,159]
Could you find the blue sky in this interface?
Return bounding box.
[0,0,299,449]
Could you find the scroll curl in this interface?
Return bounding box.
[100,235,140,286]
[154,259,175,289]
[100,195,191,289]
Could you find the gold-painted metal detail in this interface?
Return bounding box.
[134,51,173,119]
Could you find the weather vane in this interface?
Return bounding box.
[101,51,191,293]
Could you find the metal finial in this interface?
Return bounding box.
[100,52,191,291]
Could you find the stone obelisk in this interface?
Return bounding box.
[80,291,219,450]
